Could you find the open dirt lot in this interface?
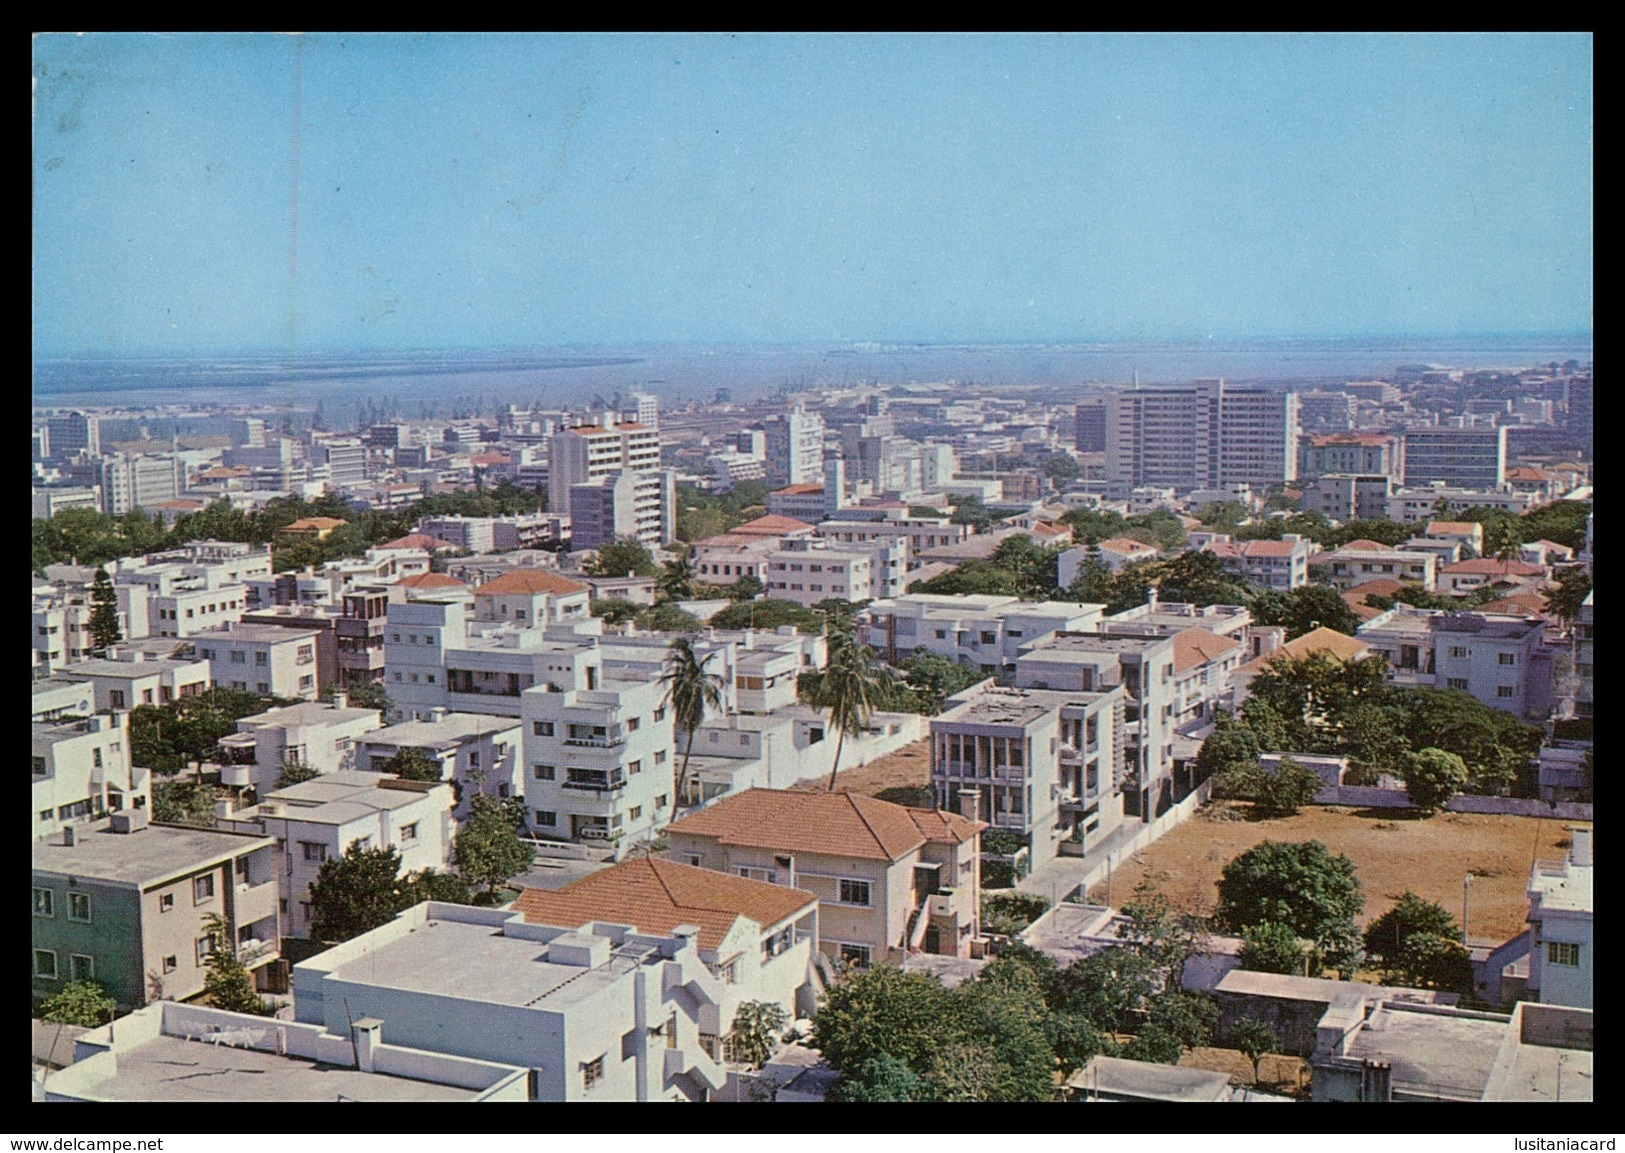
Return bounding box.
[1087,800,1587,943]
[792,737,932,806]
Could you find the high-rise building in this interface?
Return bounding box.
[1297,433,1401,479]
[99,454,183,516]
[762,404,825,487]
[1073,400,1107,452]
[46,412,101,459]
[625,393,659,430]
[548,415,672,549]
[1566,376,1593,447]
[1104,379,1298,495]
[1401,426,1508,490]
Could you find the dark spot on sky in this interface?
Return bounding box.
[44,156,64,171]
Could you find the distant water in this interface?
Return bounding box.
[31,335,1593,414]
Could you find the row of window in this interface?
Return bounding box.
[33,949,95,981]
[33,889,93,921]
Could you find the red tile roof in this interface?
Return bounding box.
[1170,627,1242,674]
[1440,559,1545,576]
[1425,521,1479,535]
[667,788,929,861]
[1032,522,1069,537]
[1337,539,1392,551]
[772,483,824,496]
[283,517,347,531]
[733,515,817,536]
[514,858,816,952]
[378,533,459,551]
[473,569,589,596]
[469,453,511,466]
[1237,627,1370,677]
[1475,592,1551,617]
[903,808,987,846]
[1340,579,1411,620]
[1097,536,1158,555]
[396,572,468,589]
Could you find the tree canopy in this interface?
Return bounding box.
[453,794,535,901]
[1403,747,1470,813]
[40,980,117,1027]
[1217,840,1363,974]
[585,538,659,578]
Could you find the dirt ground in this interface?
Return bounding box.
[792,737,933,806]
[1179,1046,1308,1098]
[1087,800,1586,943]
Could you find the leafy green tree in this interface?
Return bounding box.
[980,891,1050,936]
[586,537,658,578]
[729,1000,789,1069]
[592,598,641,625]
[40,980,117,1027]
[1152,550,1251,607]
[817,621,886,791]
[453,794,535,902]
[660,637,725,818]
[1231,1016,1279,1084]
[1547,567,1592,628]
[151,779,222,827]
[812,965,953,1074]
[989,535,1061,599]
[1060,506,1128,544]
[1045,1012,1107,1078]
[948,495,997,531]
[1116,882,1209,988]
[1145,991,1217,1052]
[276,760,322,788]
[1041,453,1082,483]
[377,746,446,783]
[201,914,273,1015]
[895,649,985,713]
[1339,703,1412,782]
[1062,543,1115,604]
[1251,583,1361,640]
[1048,947,1156,1038]
[937,960,1057,1101]
[1403,747,1469,813]
[1239,921,1311,976]
[1196,501,1250,532]
[1253,756,1322,818]
[1393,932,1473,994]
[705,598,825,633]
[910,559,1019,597]
[337,680,392,715]
[309,843,411,942]
[1363,892,1460,970]
[88,566,123,653]
[1196,720,1260,781]
[1216,840,1363,961]
[1119,1024,1184,1065]
[401,868,474,906]
[729,572,763,602]
[826,1054,936,1102]
[636,602,703,632]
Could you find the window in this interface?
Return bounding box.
[654,749,667,765]
[33,949,58,979]
[583,1055,605,1090]
[628,759,642,775]
[1547,941,1581,967]
[159,893,175,913]
[685,853,704,867]
[837,942,871,967]
[70,954,94,982]
[231,650,246,663]
[301,842,329,864]
[621,1028,638,1061]
[69,892,91,922]
[196,936,214,966]
[1498,652,1518,666]
[255,651,268,666]
[653,706,665,722]
[162,955,178,974]
[33,888,54,918]
[399,822,418,843]
[629,806,642,821]
[536,810,557,827]
[654,794,667,810]
[110,689,126,709]
[1446,677,1469,690]
[1497,686,1515,698]
[1447,645,1469,659]
[627,716,640,732]
[194,874,216,904]
[533,721,555,737]
[838,879,872,906]
[533,764,555,780]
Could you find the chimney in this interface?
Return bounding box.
[351,1018,383,1073]
[1568,827,1592,867]
[62,825,76,847]
[331,690,348,710]
[1148,587,1159,611]
[958,788,981,825]
[428,707,449,724]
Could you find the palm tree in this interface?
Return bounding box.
[658,548,696,602]
[819,619,886,791]
[660,637,724,820]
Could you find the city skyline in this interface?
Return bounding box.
[33,33,1592,357]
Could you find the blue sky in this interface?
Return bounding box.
[32,33,1593,354]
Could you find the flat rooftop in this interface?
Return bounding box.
[366,713,521,747]
[323,916,642,1010]
[59,657,198,678]
[240,702,381,729]
[64,1032,482,1103]
[1344,1004,1509,1100]
[1024,631,1170,654]
[193,623,315,643]
[940,687,1091,728]
[1530,860,1593,914]
[1068,1056,1233,1103]
[246,771,442,824]
[32,822,273,889]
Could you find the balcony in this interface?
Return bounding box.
[236,938,279,968]
[1058,745,1082,765]
[992,811,1028,830]
[927,888,967,920]
[562,775,627,793]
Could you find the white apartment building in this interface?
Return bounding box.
[1105,380,1298,496]
[1524,828,1593,1010]
[31,678,96,722]
[356,710,523,820]
[192,623,322,700]
[690,532,780,585]
[1401,427,1508,490]
[215,699,385,794]
[292,902,732,1101]
[217,771,456,939]
[863,593,1106,676]
[764,536,903,606]
[761,404,825,487]
[1319,542,1439,590]
[816,513,968,571]
[515,857,819,1042]
[1056,537,1160,585]
[1200,535,1316,591]
[1386,485,1532,523]
[99,453,183,516]
[1299,474,1395,522]
[931,682,1125,871]
[548,416,673,549]
[1012,631,1180,821]
[32,713,150,842]
[471,568,592,626]
[521,658,676,849]
[58,650,212,712]
[1356,606,1552,719]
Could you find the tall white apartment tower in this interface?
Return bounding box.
[763,404,825,487]
[1105,379,1298,497]
[549,414,674,550]
[626,393,659,430]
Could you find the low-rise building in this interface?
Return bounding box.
[31,678,96,723]
[863,593,1106,677]
[57,649,212,712]
[292,902,731,1101]
[355,709,523,820]
[668,787,985,965]
[1357,607,1553,719]
[1230,627,1372,710]
[215,698,385,794]
[192,623,324,700]
[515,857,820,1045]
[1200,534,1316,591]
[32,713,149,842]
[1435,557,1548,597]
[32,812,280,1010]
[1524,828,1593,1010]
[216,771,455,940]
[1318,540,1438,590]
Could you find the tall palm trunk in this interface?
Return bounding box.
[672,726,698,820]
[825,726,848,792]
